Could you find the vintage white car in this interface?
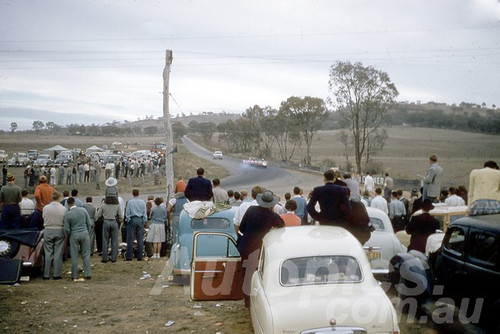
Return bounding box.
[7,152,30,167]
[250,226,400,334]
[0,150,8,163]
[187,225,399,332]
[363,207,407,276]
[213,150,223,159]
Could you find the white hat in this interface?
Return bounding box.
[105,177,117,187]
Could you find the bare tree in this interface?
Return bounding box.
[328,61,398,174]
[10,122,17,133]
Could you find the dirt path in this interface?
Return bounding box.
[0,256,252,333]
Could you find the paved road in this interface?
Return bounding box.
[181,136,322,196]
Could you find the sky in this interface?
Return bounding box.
[1,0,499,131]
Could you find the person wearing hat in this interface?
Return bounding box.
[0,172,22,229]
[105,177,119,204]
[237,189,285,307]
[418,154,443,203]
[32,175,55,230]
[405,199,440,253]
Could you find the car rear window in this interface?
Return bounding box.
[280,256,362,286]
[369,217,385,231]
[191,217,231,230]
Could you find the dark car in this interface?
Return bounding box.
[0,229,44,282]
[390,214,500,332]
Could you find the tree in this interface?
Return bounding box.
[269,107,301,162]
[45,121,61,135]
[328,61,398,174]
[279,96,328,165]
[171,121,187,139]
[144,126,158,135]
[32,120,45,133]
[10,122,17,133]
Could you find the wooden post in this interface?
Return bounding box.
[163,50,174,200]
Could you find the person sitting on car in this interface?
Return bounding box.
[405,199,440,254]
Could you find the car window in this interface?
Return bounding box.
[280,256,362,286]
[369,217,385,231]
[443,227,466,256]
[194,234,239,258]
[191,217,231,230]
[469,231,499,267]
[258,247,265,278]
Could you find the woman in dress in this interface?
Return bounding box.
[146,197,167,259]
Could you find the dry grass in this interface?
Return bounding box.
[209,126,499,187]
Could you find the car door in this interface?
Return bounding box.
[463,228,500,300]
[190,231,243,301]
[435,225,468,299]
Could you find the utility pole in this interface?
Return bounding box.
[163,50,174,200]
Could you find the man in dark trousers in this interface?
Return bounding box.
[307,169,351,226]
[184,167,213,201]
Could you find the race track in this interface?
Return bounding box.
[181,136,322,196]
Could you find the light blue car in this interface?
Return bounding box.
[170,206,238,276]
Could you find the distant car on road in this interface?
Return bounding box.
[8,152,30,167]
[0,150,8,163]
[213,151,223,159]
[33,154,53,167]
[242,157,267,168]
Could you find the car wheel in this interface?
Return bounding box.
[0,238,20,258]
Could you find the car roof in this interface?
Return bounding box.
[262,226,367,261]
[451,214,500,232]
[179,206,238,235]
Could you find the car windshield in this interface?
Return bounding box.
[190,217,231,230]
[280,256,362,286]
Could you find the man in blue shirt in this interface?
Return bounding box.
[64,197,92,281]
[125,189,147,261]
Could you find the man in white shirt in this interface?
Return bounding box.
[364,171,375,195]
[233,185,264,234]
[20,189,35,228]
[370,187,388,214]
[212,178,228,204]
[444,186,466,206]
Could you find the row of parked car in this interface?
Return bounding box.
[2,149,76,168]
[168,202,498,333]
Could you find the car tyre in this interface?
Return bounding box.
[0,238,20,258]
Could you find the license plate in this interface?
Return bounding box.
[365,250,381,259]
